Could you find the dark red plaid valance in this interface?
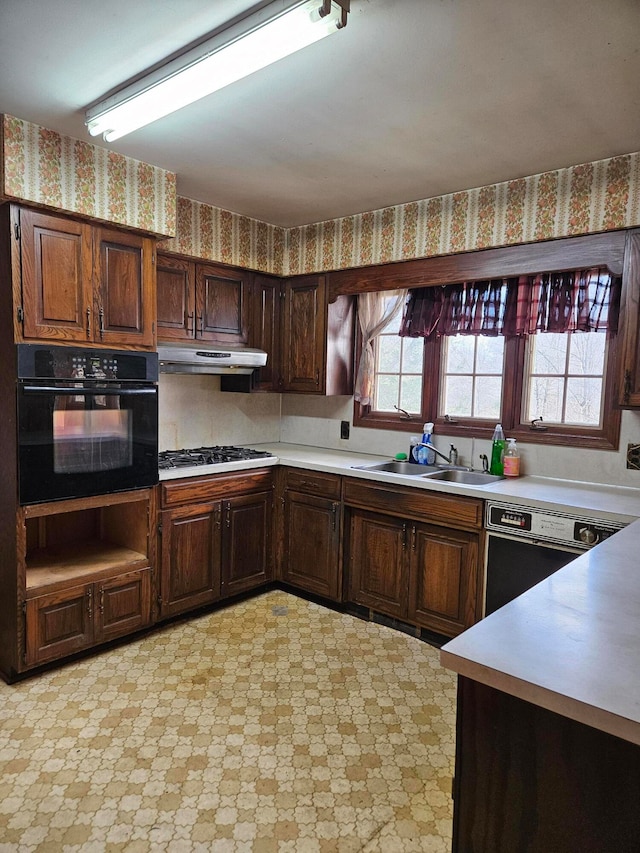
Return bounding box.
[399,267,621,339]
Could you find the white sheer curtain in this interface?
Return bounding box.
[354,289,407,405]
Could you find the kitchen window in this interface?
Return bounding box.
[355,267,621,450]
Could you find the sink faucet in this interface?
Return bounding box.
[415,441,457,466]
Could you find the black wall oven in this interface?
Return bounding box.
[17,344,158,505]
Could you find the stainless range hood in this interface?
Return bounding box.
[157,342,267,375]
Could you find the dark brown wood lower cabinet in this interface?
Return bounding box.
[159,503,222,619]
[407,524,478,635]
[158,470,275,619]
[282,490,341,600]
[453,676,640,853]
[25,567,152,666]
[221,491,273,597]
[347,507,480,636]
[348,509,407,618]
[26,585,93,666]
[97,569,152,642]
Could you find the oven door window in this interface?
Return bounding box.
[53,399,133,474]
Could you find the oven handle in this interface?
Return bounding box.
[21,385,157,396]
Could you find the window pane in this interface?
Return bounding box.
[401,337,424,373]
[566,378,603,425]
[476,336,505,374]
[443,375,473,417]
[530,334,567,375]
[377,335,401,373]
[527,377,563,422]
[568,333,606,375]
[446,336,474,373]
[375,374,400,411]
[474,376,502,419]
[400,375,423,414]
[385,307,402,334]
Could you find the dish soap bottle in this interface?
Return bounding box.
[503,438,520,477]
[417,422,436,465]
[490,423,506,475]
[409,435,421,464]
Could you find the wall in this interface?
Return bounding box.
[158,375,280,451]
[0,115,176,236]
[279,395,640,489]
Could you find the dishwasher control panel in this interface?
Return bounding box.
[486,502,625,548]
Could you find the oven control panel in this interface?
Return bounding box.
[486,502,625,548]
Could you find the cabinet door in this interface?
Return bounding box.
[19,209,93,343]
[195,263,249,344]
[94,227,156,348]
[157,254,195,340]
[96,567,152,643]
[618,229,640,407]
[159,504,221,619]
[221,491,272,597]
[283,491,341,600]
[347,509,407,619]
[25,585,93,665]
[282,275,326,392]
[250,273,282,390]
[407,523,479,636]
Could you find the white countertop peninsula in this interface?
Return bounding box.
[441,520,640,745]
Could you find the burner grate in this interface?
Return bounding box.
[159,445,273,470]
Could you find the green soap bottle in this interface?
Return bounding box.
[490,423,506,476]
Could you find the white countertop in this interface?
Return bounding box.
[159,441,640,743]
[441,521,640,745]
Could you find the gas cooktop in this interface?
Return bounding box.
[158,446,274,470]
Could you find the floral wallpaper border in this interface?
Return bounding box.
[159,196,287,276]
[3,114,640,275]
[0,115,176,237]
[286,152,640,275]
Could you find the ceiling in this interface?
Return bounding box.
[1,0,640,228]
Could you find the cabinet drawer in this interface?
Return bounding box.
[161,469,274,508]
[342,477,483,530]
[284,468,341,499]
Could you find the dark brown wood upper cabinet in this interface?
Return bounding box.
[18,208,93,343]
[282,274,327,392]
[13,206,156,349]
[196,263,248,344]
[249,273,281,391]
[94,226,155,348]
[273,273,354,395]
[156,254,195,339]
[157,254,250,345]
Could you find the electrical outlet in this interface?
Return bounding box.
[626,443,640,470]
[340,420,350,440]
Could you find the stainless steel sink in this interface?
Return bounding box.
[422,469,504,485]
[353,460,434,475]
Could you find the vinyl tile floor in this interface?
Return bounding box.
[0,591,456,852]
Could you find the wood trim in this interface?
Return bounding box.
[342,477,483,530]
[328,230,628,300]
[161,469,274,508]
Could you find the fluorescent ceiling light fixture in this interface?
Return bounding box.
[86,0,349,142]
